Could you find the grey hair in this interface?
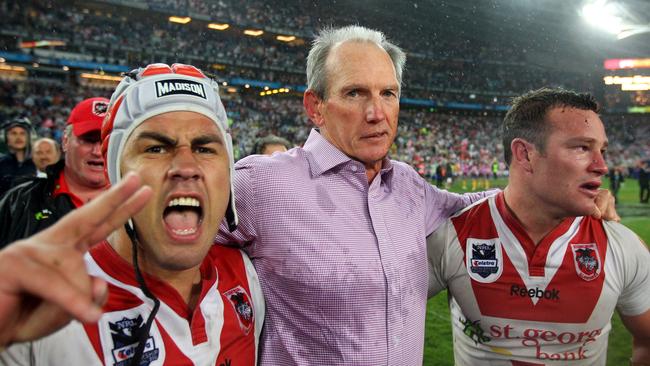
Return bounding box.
[63,124,74,139]
[306,25,406,99]
[33,137,59,152]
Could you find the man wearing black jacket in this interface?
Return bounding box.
[0,98,109,248]
[0,117,36,197]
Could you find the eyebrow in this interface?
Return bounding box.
[134,131,223,146]
[192,133,223,146]
[135,131,176,146]
[566,137,609,147]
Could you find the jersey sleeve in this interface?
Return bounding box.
[427,219,454,298]
[240,249,265,364]
[603,221,650,317]
[0,342,31,366]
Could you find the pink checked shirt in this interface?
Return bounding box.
[216,129,488,365]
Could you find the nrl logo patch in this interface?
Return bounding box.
[466,238,503,283]
[155,79,207,99]
[224,285,254,335]
[108,315,159,366]
[92,100,108,117]
[571,243,601,281]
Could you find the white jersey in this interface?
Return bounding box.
[427,193,650,366]
[0,242,265,366]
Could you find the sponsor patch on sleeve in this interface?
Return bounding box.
[466,238,503,283]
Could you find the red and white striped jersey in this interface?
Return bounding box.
[428,192,650,366]
[0,241,264,366]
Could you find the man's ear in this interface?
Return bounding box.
[62,133,69,153]
[303,90,325,127]
[511,138,534,173]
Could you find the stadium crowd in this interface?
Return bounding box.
[1,78,648,194]
[1,0,600,105]
[0,0,647,192]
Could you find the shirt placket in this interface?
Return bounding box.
[368,173,403,365]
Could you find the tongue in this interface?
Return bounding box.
[163,209,199,231]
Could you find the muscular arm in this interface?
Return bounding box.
[621,310,650,365]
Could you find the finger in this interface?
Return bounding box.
[2,248,103,324]
[36,173,150,250]
[590,206,602,220]
[76,185,153,248]
[91,277,108,308]
[13,303,72,343]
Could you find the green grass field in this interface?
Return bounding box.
[423,178,650,365]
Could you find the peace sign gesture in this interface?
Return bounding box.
[0,172,152,347]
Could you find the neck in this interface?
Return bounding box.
[365,162,382,183]
[12,150,25,162]
[502,186,565,245]
[64,167,106,203]
[109,229,202,307]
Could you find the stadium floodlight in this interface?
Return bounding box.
[169,16,191,24]
[244,29,264,37]
[80,73,122,82]
[581,0,650,39]
[208,23,229,31]
[0,64,26,72]
[276,35,296,42]
[617,25,650,39]
[581,0,624,34]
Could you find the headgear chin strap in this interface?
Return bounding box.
[100,64,239,366]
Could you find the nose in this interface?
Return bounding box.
[590,151,608,176]
[365,95,387,123]
[90,141,102,156]
[167,146,201,181]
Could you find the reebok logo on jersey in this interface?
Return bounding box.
[155,79,206,99]
[510,284,560,301]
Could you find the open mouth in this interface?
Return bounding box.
[87,160,105,170]
[579,181,601,198]
[163,196,203,237]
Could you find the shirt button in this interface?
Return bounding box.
[351,165,358,172]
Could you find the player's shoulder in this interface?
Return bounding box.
[235,147,306,172]
[601,219,648,249]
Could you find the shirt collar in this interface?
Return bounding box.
[52,170,85,208]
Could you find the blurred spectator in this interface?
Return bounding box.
[0,98,109,248]
[0,117,36,196]
[32,138,61,177]
[609,166,625,204]
[252,134,291,155]
[639,160,649,204]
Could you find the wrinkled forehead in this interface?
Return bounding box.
[123,111,226,149]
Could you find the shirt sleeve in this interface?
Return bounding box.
[214,162,259,256]
[423,182,498,236]
[604,221,650,317]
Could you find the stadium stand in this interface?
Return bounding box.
[0,0,648,184]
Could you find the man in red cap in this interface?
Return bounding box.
[0,97,110,248]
